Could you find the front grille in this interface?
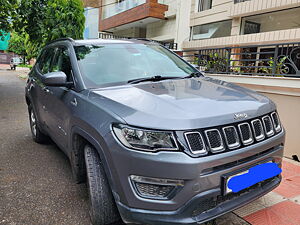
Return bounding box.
[238,123,254,145]
[262,116,274,137]
[205,129,224,153]
[271,112,281,132]
[223,126,240,149]
[184,132,206,155]
[184,111,282,156]
[251,119,265,141]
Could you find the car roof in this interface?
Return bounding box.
[47,38,159,46]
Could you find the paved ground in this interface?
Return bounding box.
[2,68,299,225]
[0,70,90,225]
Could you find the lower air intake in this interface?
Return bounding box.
[135,182,174,199]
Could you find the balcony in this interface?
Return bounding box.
[100,0,168,31]
[98,32,178,50]
[230,0,300,17]
[181,42,300,77]
[102,0,146,19]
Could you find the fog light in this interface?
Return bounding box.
[130,175,184,200]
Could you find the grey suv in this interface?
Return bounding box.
[25,38,285,225]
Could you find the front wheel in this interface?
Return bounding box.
[28,105,49,143]
[84,145,121,225]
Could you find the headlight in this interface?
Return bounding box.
[112,124,178,152]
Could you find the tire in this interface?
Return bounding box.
[28,105,49,144]
[84,145,120,225]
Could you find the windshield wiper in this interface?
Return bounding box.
[183,71,203,79]
[128,76,181,84]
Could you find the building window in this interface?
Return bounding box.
[241,7,300,35]
[198,0,212,12]
[243,21,261,34]
[192,20,232,40]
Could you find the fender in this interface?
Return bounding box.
[70,125,117,192]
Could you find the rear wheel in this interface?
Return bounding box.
[84,145,120,225]
[28,105,49,143]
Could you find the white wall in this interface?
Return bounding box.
[175,0,192,49]
[190,0,233,26]
[146,18,176,41]
[84,7,100,39]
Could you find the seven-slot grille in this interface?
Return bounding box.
[184,112,282,156]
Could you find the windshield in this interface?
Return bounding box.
[75,43,199,88]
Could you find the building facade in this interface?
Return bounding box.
[83,0,191,50]
[184,0,300,49]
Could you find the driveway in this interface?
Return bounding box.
[0,70,90,225]
[0,70,249,225]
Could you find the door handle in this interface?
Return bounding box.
[71,98,77,106]
[43,87,50,93]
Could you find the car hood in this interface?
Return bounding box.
[89,77,275,130]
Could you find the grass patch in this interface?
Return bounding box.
[18,64,33,69]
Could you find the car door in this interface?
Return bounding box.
[30,47,56,131]
[43,46,76,151]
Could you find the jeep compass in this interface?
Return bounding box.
[25,38,285,225]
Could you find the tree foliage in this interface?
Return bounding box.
[17,0,85,48]
[8,32,26,57]
[0,0,18,32]
[5,0,85,58]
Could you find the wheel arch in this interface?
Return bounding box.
[70,126,115,188]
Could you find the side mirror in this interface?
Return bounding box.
[42,71,70,87]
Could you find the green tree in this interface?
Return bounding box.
[15,0,85,57]
[44,0,85,43]
[8,32,27,62]
[0,0,18,32]
[24,38,40,62]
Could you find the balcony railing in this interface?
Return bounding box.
[102,0,146,19]
[98,32,178,50]
[234,0,251,3]
[181,42,300,78]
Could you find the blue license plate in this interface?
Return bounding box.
[226,162,282,194]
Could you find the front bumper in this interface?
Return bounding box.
[117,176,281,225]
[103,129,285,225]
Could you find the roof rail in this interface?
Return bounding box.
[46,37,75,46]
